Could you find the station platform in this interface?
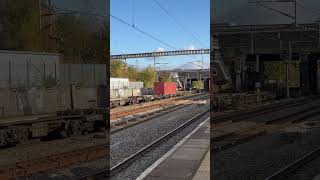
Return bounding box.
[193,151,210,180]
[139,117,210,180]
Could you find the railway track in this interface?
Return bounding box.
[110,93,207,120]
[0,142,108,179]
[111,93,209,134]
[265,147,320,180]
[212,97,320,152]
[212,96,316,123]
[0,127,108,178]
[110,91,200,109]
[110,108,210,177]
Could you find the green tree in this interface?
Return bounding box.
[127,66,139,81]
[110,60,126,77]
[110,60,156,88]
[159,72,173,82]
[192,80,204,89]
[56,14,102,63]
[0,0,41,51]
[264,62,285,81]
[138,66,156,88]
[0,1,106,63]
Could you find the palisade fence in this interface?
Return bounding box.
[0,60,107,88]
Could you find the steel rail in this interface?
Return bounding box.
[212,98,320,153]
[111,94,209,134]
[212,108,320,151]
[8,143,109,178]
[265,146,320,180]
[265,104,320,124]
[212,96,318,123]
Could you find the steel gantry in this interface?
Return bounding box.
[110,49,210,59]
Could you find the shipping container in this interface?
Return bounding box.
[131,88,141,97]
[0,50,60,64]
[110,77,129,89]
[154,82,177,95]
[141,88,154,95]
[0,50,60,88]
[129,81,144,89]
[110,88,141,99]
[110,89,125,99]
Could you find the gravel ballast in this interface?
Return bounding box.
[212,116,320,180]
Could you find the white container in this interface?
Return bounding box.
[110,89,118,99]
[129,81,144,89]
[131,88,141,96]
[110,77,129,90]
[0,50,60,88]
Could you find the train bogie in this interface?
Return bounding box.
[0,125,30,146]
[0,109,105,147]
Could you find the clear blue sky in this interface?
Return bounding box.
[110,0,210,69]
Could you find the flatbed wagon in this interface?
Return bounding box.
[0,108,106,147]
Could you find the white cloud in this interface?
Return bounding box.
[184,44,196,50]
[155,47,165,52]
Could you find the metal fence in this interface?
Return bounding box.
[0,60,106,88]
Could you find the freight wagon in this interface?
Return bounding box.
[110,81,193,108]
[0,108,106,147]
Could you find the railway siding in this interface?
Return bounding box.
[211,96,320,179]
[212,122,320,179]
[0,132,107,178]
[110,93,208,120]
